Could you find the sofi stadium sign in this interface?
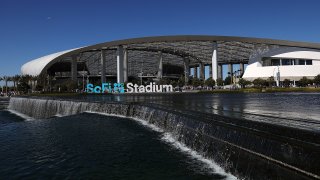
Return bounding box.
[86,82,173,93]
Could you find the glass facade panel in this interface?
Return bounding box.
[262,58,271,66]
[306,60,313,65]
[282,59,294,66]
[271,59,280,66]
[262,58,313,66]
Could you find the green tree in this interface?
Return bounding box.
[36,84,44,91]
[205,78,215,88]
[224,76,232,85]
[0,77,3,92]
[159,78,170,85]
[297,77,311,87]
[17,76,31,94]
[67,80,78,92]
[3,76,12,94]
[314,74,320,87]
[37,74,47,91]
[14,75,21,92]
[252,78,266,88]
[31,75,39,91]
[216,78,224,86]
[177,76,185,87]
[283,79,291,87]
[238,78,251,88]
[267,76,275,87]
[192,78,202,87]
[171,80,178,87]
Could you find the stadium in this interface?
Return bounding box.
[21,35,320,89]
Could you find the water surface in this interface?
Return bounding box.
[0,110,233,179]
[55,93,320,130]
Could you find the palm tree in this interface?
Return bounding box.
[24,75,32,91]
[0,77,3,93]
[12,75,21,92]
[3,76,11,95]
[31,75,39,92]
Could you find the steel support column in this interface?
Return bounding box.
[194,67,198,78]
[228,64,233,83]
[123,48,128,82]
[200,63,205,80]
[117,45,124,83]
[101,50,106,83]
[211,42,218,81]
[218,64,222,79]
[157,52,163,79]
[240,63,244,77]
[71,55,77,82]
[184,59,190,85]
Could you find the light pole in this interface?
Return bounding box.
[276,66,280,87]
[79,71,88,92]
[82,73,85,91]
[138,72,143,85]
[86,75,90,85]
[233,70,241,86]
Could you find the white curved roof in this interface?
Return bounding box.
[20,36,320,77]
[272,50,320,60]
[21,48,80,76]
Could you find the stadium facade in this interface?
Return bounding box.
[21,35,320,87]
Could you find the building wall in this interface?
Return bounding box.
[243,47,320,81]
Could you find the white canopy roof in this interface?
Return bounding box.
[21,48,80,76]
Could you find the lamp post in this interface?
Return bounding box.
[86,75,90,85]
[138,72,143,85]
[276,66,280,87]
[79,71,88,92]
[82,73,85,91]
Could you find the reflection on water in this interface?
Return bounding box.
[0,112,233,179]
[29,93,320,130]
[26,92,320,130]
[75,92,320,131]
[81,92,320,120]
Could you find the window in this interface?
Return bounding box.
[298,60,305,65]
[271,59,280,66]
[282,59,294,66]
[262,58,271,66]
[306,60,313,65]
[264,58,313,66]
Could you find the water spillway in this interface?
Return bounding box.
[8,96,320,180]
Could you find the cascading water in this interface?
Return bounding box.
[8,97,320,180]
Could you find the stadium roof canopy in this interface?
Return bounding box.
[21,35,320,76]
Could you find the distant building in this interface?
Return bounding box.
[243,47,320,83]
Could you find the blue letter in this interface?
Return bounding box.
[102,83,111,93]
[94,86,102,93]
[86,84,94,93]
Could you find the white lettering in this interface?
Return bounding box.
[138,85,145,93]
[163,85,173,92]
[127,83,134,93]
[145,83,153,92]
[134,84,139,93]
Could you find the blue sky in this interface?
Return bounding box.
[1,0,320,81]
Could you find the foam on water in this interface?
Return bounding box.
[85,111,164,133]
[54,114,66,117]
[161,132,237,180]
[7,109,34,121]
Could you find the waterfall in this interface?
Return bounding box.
[8,97,320,180]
